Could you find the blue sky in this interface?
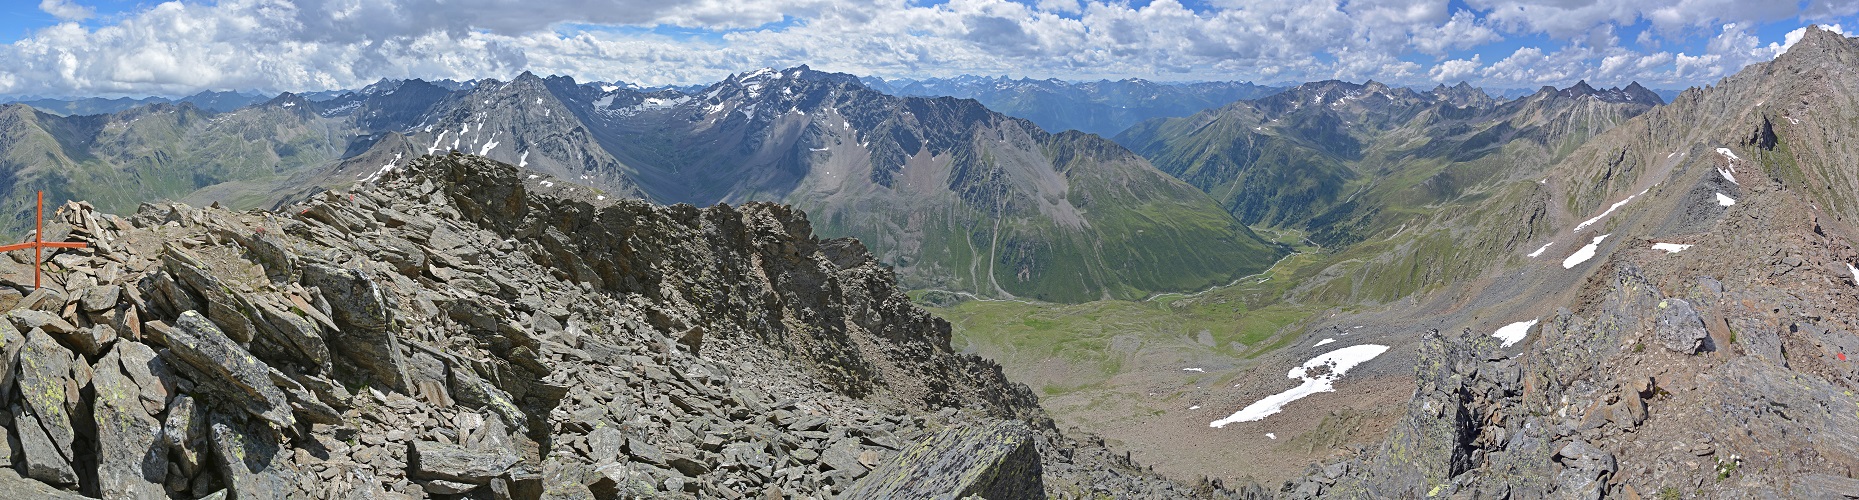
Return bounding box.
[0,0,1853,97]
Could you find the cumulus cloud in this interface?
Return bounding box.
[0,0,1852,97]
[1429,55,1481,82]
[39,0,94,21]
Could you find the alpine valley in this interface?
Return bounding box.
[0,15,1854,500]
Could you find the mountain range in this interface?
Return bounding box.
[863,75,1283,138]
[0,67,1281,303]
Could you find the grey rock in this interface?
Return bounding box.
[251,299,332,373]
[7,310,75,336]
[115,339,176,415]
[844,419,1043,500]
[162,311,296,428]
[14,329,78,485]
[162,395,207,478]
[411,440,523,485]
[91,348,168,499]
[301,262,409,391]
[587,426,625,465]
[1653,298,1708,354]
[79,284,121,312]
[1554,440,1614,500]
[13,410,77,486]
[422,479,479,495]
[0,467,88,499]
[209,412,299,499]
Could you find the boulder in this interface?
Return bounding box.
[161,395,208,478]
[410,440,523,485]
[250,299,332,373]
[301,262,409,391]
[844,419,1044,499]
[13,329,78,485]
[161,311,295,429]
[91,349,168,498]
[114,341,177,415]
[1654,298,1709,354]
[208,412,299,498]
[1554,440,1616,500]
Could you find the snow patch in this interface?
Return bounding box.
[1574,190,1646,233]
[281,101,295,108]
[428,131,448,154]
[527,174,539,179]
[1265,433,1276,440]
[1716,147,1740,161]
[1719,167,1738,184]
[1849,263,1859,284]
[477,132,499,156]
[540,181,553,188]
[596,195,606,201]
[1562,234,1611,269]
[1189,405,1201,410]
[518,150,529,168]
[1651,242,1692,253]
[600,85,618,92]
[1314,338,1336,347]
[1182,368,1205,373]
[809,147,830,152]
[1492,319,1538,348]
[1209,344,1390,427]
[1528,242,1554,258]
[1716,192,1737,206]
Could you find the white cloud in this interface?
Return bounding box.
[1036,0,1082,15]
[39,0,94,21]
[0,0,1852,97]
[1429,55,1481,82]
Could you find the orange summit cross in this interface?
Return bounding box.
[0,191,89,289]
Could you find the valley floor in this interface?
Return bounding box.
[922,230,1412,485]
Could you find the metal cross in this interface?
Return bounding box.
[0,191,89,289]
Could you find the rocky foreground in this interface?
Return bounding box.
[0,152,1222,499]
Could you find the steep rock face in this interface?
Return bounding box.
[0,152,1214,498]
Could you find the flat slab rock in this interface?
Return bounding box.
[410,440,523,485]
[844,419,1044,499]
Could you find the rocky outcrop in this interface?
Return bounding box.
[0,152,1205,499]
[845,419,1043,499]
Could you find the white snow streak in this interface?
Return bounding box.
[1210,344,1390,427]
[477,132,499,156]
[1651,243,1692,253]
[1716,147,1740,161]
[1182,368,1205,373]
[1528,242,1554,258]
[1562,234,1611,269]
[517,150,529,168]
[428,131,448,154]
[1849,263,1859,284]
[1265,433,1277,440]
[1716,192,1737,206]
[1314,338,1336,347]
[1492,319,1538,348]
[1573,189,1647,233]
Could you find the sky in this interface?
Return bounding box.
[0,0,1854,98]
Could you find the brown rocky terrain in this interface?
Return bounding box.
[0,152,1228,498]
[1259,26,1859,498]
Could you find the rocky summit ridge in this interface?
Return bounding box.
[0,152,1221,499]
